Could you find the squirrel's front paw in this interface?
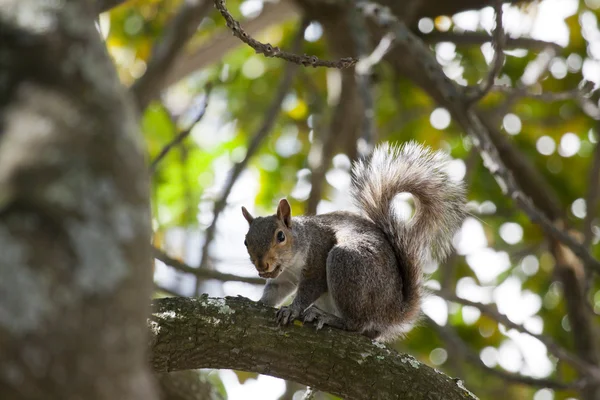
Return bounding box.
[276,305,301,326]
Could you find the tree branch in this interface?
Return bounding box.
[156,370,224,400]
[435,290,600,379]
[305,68,363,214]
[149,295,479,400]
[492,80,598,111]
[550,230,600,400]
[583,124,600,251]
[131,0,213,110]
[153,246,264,285]
[358,1,600,275]
[300,387,317,400]
[348,2,375,157]
[162,0,299,89]
[213,0,356,69]
[425,316,582,390]
[419,31,563,52]
[466,0,505,104]
[149,86,212,173]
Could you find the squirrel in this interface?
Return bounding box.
[241,141,467,342]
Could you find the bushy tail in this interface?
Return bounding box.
[350,141,466,325]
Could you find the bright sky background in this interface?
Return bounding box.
[148,0,600,398]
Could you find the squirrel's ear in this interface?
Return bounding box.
[277,198,292,228]
[241,206,254,224]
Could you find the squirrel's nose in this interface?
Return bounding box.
[257,259,269,272]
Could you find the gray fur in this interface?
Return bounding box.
[243,141,467,342]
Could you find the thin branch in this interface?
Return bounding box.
[153,246,264,285]
[441,148,479,291]
[300,387,317,400]
[213,0,356,69]
[425,316,583,390]
[156,369,225,400]
[492,80,598,110]
[149,86,212,173]
[581,125,600,308]
[434,290,600,378]
[355,33,395,75]
[420,31,562,52]
[131,0,213,110]
[583,124,600,249]
[466,0,505,103]
[551,239,600,400]
[348,3,375,157]
[305,69,362,214]
[358,1,600,276]
[194,21,305,294]
[301,70,333,215]
[494,46,557,119]
[163,0,299,89]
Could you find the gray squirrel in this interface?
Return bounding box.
[241,141,467,341]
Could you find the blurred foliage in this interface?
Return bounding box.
[104,0,600,399]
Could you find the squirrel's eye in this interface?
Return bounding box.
[277,231,285,242]
[244,239,248,247]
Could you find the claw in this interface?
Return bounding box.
[275,305,300,326]
[302,306,325,330]
[316,319,325,330]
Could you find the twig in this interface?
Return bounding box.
[493,46,557,122]
[583,124,600,249]
[153,246,264,285]
[493,86,578,102]
[440,148,479,291]
[348,3,375,157]
[551,240,600,400]
[355,33,395,75]
[149,86,212,173]
[213,0,356,69]
[493,80,597,106]
[419,31,562,52]
[131,0,213,110]
[434,290,600,378]
[163,0,299,89]
[302,70,333,215]
[466,0,505,104]
[425,316,584,390]
[358,1,600,276]
[304,66,365,214]
[194,20,305,294]
[301,387,317,400]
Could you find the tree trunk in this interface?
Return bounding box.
[0,2,156,399]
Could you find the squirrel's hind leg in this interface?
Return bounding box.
[302,305,347,331]
[302,305,381,339]
[325,243,399,338]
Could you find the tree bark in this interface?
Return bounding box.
[149,295,478,400]
[0,2,156,399]
[156,370,224,400]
